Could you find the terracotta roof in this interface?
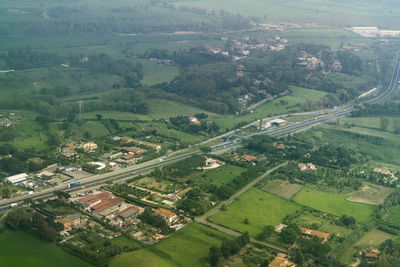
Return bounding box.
[91,197,124,213]
[121,147,139,153]
[154,208,176,219]
[241,155,257,162]
[300,227,329,243]
[79,192,114,205]
[121,154,135,160]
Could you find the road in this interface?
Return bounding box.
[195,162,289,252]
[1,54,399,211]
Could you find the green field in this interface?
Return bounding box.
[214,85,327,130]
[193,164,247,186]
[0,120,49,150]
[110,222,231,267]
[209,188,302,237]
[293,187,376,223]
[385,205,400,227]
[0,230,92,267]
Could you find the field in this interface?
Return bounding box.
[133,177,173,192]
[110,222,231,267]
[347,183,394,205]
[293,187,376,223]
[356,229,394,248]
[384,205,400,227]
[0,230,92,267]
[261,180,303,199]
[0,120,49,150]
[209,188,302,237]
[213,85,327,130]
[193,164,247,186]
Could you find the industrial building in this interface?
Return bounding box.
[6,173,28,184]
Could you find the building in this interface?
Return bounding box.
[91,196,124,217]
[361,247,380,261]
[269,253,296,267]
[82,142,97,153]
[270,119,287,127]
[241,155,257,162]
[298,163,317,172]
[300,227,329,243]
[275,224,287,232]
[117,206,141,221]
[79,192,115,208]
[189,116,201,126]
[6,173,28,184]
[57,214,81,230]
[154,208,177,224]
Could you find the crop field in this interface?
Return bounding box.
[174,0,400,27]
[209,188,302,237]
[79,121,110,138]
[0,231,92,267]
[347,183,394,205]
[110,222,231,267]
[293,187,376,223]
[193,164,247,186]
[261,180,303,199]
[213,85,327,130]
[355,229,393,248]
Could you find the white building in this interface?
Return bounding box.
[6,173,28,184]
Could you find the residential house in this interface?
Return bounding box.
[361,247,380,261]
[300,227,329,243]
[154,208,177,224]
[82,141,97,153]
[275,224,287,233]
[57,214,81,230]
[269,253,296,267]
[241,155,257,162]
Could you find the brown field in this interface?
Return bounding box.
[347,184,394,205]
[132,177,171,192]
[263,180,303,199]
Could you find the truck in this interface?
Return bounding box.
[10,203,18,208]
[68,181,81,188]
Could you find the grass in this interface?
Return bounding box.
[193,164,247,186]
[262,180,303,199]
[355,229,393,247]
[209,188,302,237]
[293,187,376,223]
[110,222,231,267]
[385,205,400,227]
[0,120,49,150]
[347,183,394,205]
[80,121,110,138]
[0,230,92,267]
[213,85,327,130]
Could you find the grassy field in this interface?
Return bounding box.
[0,120,49,150]
[347,183,394,205]
[110,222,231,267]
[0,230,92,267]
[262,180,303,200]
[384,205,400,227]
[193,164,247,186]
[293,187,376,223]
[209,188,302,237]
[213,85,327,130]
[356,229,394,248]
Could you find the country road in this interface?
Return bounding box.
[195,162,288,252]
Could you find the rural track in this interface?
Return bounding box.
[195,162,289,253]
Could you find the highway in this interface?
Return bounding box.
[1,54,399,210]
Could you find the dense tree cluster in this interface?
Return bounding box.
[138,208,171,234]
[209,232,250,266]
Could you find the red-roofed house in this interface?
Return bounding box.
[154,208,177,224]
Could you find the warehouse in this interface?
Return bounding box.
[6,173,28,184]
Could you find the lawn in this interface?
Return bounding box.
[110,222,231,267]
[0,120,49,150]
[293,187,376,223]
[355,229,394,248]
[193,164,247,186]
[0,230,92,267]
[209,188,302,237]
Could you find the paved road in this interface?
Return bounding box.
[195,162,288,252]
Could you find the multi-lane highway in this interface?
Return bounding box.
[1,54,399,210]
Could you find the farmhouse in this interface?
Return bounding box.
[188,116,201,126]
[269,253,296,267]
[298,163,317,171]
[300,227,329,243]
[154,208,177,224]
[361,247,380,261]
[6,173,28,184]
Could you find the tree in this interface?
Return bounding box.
[200,146,212,153]
[209,246,221,266]
[95,114,103,121]
[381,117,389,131]
[394,120,400,134]
[244,218,249,224]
